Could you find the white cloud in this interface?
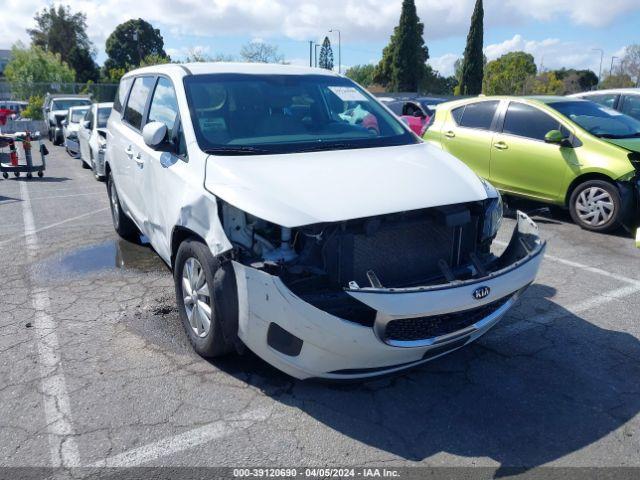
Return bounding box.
[428,53,459,77]
[484,34,614,75]
[1,0,639,63]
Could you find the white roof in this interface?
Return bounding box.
[571,88,640,97]
[124,62,341,78]
[97,102,113,108]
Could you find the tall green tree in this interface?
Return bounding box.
[27,5,98,82]
[318,36,334,70]
[483,51,537,95]
[373,0,429,91]
[345,64,376,87]
[4,43,75,99]
[104,19,169,71]
[458,0,484,95]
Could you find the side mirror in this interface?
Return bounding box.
[142,121,168,149]
[544,130,565,144]
[82,120,90,129]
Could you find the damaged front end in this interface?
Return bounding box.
[220,196,545,358]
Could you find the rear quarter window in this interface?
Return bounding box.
[459,101,499,130]
[113,77,134,113]
[123,77,156,130]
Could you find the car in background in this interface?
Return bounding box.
[43,94,91,145]
[424,96,640,232]
[78,102,113,179]
[0,101,28,118]
[63,105,90,157]
[570,89,640,122]
[103,63,544,380]
[382,96,448,136]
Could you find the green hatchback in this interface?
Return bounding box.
[424,96,640,232]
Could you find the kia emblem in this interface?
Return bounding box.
[473,286,490,300]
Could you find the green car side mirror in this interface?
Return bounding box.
[544,130,565,144]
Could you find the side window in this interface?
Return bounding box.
[387,102,404,116]
[502,102,560,141]
[451,106,464,125]
[620,95,640,121]
[113,77,133,113]
[585,94,618,109]
[85,108,94,129]
[123,77,155,130]
[147,77,179,139]
[459,101,499,130]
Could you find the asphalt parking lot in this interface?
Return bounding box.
[1,142,640,476]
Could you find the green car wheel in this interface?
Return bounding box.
[569,180,622,232]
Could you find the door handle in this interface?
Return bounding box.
[125,145,134,158]
[444,131,456,138]
[494,142,508,150]
[134,153,144,166]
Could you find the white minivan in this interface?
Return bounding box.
[105,63,545,380]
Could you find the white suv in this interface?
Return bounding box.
[105,63,545,380]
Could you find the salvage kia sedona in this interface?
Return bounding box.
[104,63,545,380]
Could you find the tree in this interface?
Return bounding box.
[483,51,537,95]
[22,95,44,120]
[600,73,635,89]
[105,19,169,70]
[554,68,598,93]
[140,53,171,67]
[240,41,284,63]
[183,49,235,63]
[458,0,484,95]
[620,44,640,86]
[373,0,429,91]
[345,64,376,87]
[4,43,75,99]
[529,71,564,95]
[318,36,334,70]
[27,5,98,82]
[421,65,457,94]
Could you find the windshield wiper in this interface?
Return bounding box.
[301,142,363,152]
[204,146,270,155]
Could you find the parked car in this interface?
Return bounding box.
[570,88,640,122]
[78,102,113,179]
[63,105,90,157]
[382,97,448,136]
[424,96,640,232]
[105,63,544,380]
[43,94,91,145]
[0,101,28,118]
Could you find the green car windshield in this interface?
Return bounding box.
[551,101,640,139]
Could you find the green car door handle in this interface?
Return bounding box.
[494,142,508,150]
[444,131,456,139]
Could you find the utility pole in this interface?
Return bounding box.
[592,48,604,87]
[314,44,320,68]
[308,41,313,67]
[329,28,341,73]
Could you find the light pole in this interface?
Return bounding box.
[314,44,320,68]
[610,56,618,76]
[592,48,604,86]
[329,28,341,74]
[309,41,314,67]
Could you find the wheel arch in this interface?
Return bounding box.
[564,172,616,207]
[171,226,207,270]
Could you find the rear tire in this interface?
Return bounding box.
[569,180,622,232]
[107,172,139,241]
[174,239,234,358]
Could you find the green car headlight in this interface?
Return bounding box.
[480,178,503,242]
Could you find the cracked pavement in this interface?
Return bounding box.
[1,142,640,475]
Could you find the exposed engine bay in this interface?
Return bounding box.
[219,198,510,326]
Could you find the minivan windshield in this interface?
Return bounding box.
[51,99,91,111]
[183,74,417,155]
[70,107,89,123]
[550,100,640,139]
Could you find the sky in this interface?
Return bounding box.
[1,0,639,79]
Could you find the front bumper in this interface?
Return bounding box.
[234,212,545,380]
[95,149,106,177]
[619,176,640,232]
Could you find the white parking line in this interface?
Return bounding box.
[493,283,640,341]
[494,239,640,286]
[0,207,109,247]
[19,181,80,468]
[88,407,273,467]
[29,191,104,201]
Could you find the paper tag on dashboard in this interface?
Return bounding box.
[328,86,368,102]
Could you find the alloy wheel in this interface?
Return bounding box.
[575,187,615,227]
[182,257,212,338]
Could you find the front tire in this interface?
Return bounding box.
[569,180,622,232]
[174,240,233,358]
[107,172,139,241]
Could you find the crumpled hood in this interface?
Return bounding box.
[603,137,640,154]
[204,142,488,227]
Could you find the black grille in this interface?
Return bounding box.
[385,295,512,342]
